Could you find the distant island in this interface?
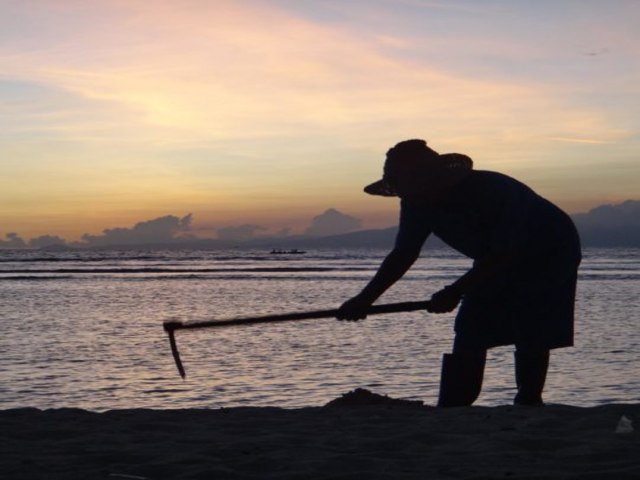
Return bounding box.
[133,200,640,249]
[1,200,638,250]
[570,200,640,248]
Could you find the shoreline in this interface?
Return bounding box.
[1,390,639,479]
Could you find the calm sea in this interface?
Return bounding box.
[0,247,638,410]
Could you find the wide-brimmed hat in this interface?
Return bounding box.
[364,139,473,197]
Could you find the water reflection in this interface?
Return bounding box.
[0,248,638,410]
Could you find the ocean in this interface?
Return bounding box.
[0,247,638,411]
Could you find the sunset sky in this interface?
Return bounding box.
[1,0,638,242]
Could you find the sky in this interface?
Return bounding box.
[1,0,638,243]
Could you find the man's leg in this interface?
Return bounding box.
[513,350,549,406]
[437,346,487,407]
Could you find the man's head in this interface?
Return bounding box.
[364,139,472,198]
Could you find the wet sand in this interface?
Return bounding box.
[1,390,638,479]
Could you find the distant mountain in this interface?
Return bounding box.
[6,200,638,251]
[571,200,640,247]
[276,227,398,249]
[265,200,640,250]
[231,227,449,250]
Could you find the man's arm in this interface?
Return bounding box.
[337,246,421,320]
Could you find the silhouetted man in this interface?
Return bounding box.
[338,139,581,407]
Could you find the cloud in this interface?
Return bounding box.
[304,208,362,237]
[0,233,27,248]
[28,235,67,248]
[80,214,193,246]
[215,224,267,242]
[4,0,620,148]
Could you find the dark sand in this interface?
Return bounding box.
[1,390,638,479]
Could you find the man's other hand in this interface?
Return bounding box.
[427,285,462,313]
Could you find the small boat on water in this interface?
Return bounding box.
[270,248,306,255]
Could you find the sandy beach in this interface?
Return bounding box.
[1,389,638,480]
